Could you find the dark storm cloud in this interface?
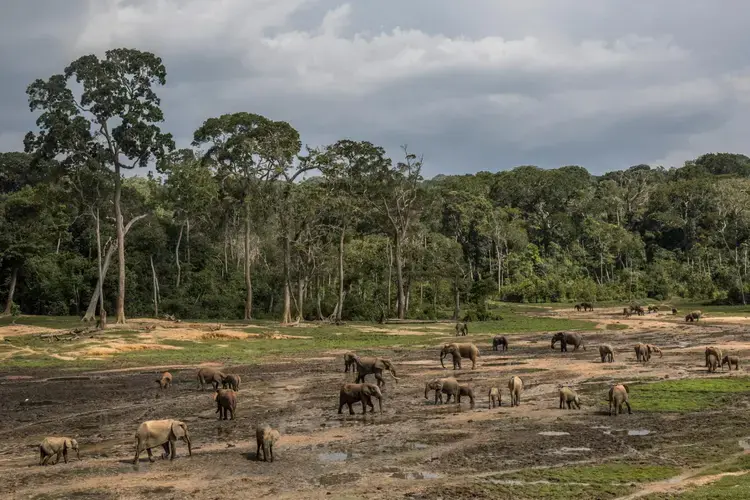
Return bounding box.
[1,0,749,175]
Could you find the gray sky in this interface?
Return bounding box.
[2,0,749,177]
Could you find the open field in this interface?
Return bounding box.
[1,306,750,499]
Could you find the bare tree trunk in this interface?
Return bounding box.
[394,233,406,319]
[114,166,126,324]
[296,275,305,322]
[433,279,438,314]
[336,226,345,322]
[150,255,160,317]
[186,217,191,264]
[56,236,61,254]
[281,235,292,324]
[175,222,184,289]
[244,203,253,320]
[452,278,460,320]
[268,294,274,314]
[3,267,18,315]
[95,208,106,329]
[496,244,503,291]
[316,274,324,321]
[82,214,146,322]
[223,222,229,278]
[387,240,393,315]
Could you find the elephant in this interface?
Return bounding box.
[634,343,649,363]
[455,322,468,336]
[343,352,357,372]
[707,353,720,373]
[39,437,79,466]
[705,347,723,370]
[221,373,241,391]
[672,308,678,315]
[685,310,703,322]
[629,304,639,312]
[646,344,663,358]
[256,423,280,462]
[581,302,594,311]
[133,419,192,464]
[338,383,383,414]
[492,335,508,351]
[551,332,585,352]
[508,376,523,407]
[424,377,460,405]
[457,384,476,409]
[574,303,582,312]
[214,388,237,420]
[488,387,501,408]
[156,371,172,389]
[647,305,659,313]
[599,344,615,363]
[635,306,645,316]
[722,355,740,371]
[440,343,480,370]
[352,355,399,388]
[608,384,631,416]
[559,387,581,409]
[197,367,224,390]
[623,307,631,317]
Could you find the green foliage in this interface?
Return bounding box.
[496,462,680,484]
[641,473,750,499]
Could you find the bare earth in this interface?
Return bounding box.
[2,309,750,499]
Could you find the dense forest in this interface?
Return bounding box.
[3,48,750,324]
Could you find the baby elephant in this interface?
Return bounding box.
[256,423,280,462]
[599,344,615,363]
[488,387,501,408]
[722,355,740,371]
[457,383,476,409]
[608,384,631,416]
[492,335,508,351]
[221,373,241,391]
[156,371,172,389]
[214,389,237,420]
[39,437,79,465]
[559,387,581,409]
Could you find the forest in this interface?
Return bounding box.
[3,48,750,324]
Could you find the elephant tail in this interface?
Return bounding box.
[382,360,399,380]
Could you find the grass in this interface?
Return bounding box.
[605,323,629,330]
[430,482,632,500]
[695,454,750,477]
[625,378,750,412]
[641,472,750,499]
[495,463,680,484]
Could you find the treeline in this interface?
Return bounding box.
[2,48,750,323]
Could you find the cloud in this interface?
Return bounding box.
[1,0,749,175]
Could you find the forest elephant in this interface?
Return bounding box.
[581,302,594,311]
[353,355,399,388]
[39,437,79,466]
[457,383,476,409]
[133,419,192,464]
[599,344,615,363]
[707,353,720,373]
[156,371,172,389]
[440,343,480,370]
[559,387,581,409]
[623,307,631,317]
[221,373,241,391]
[551,332,585,352]
[488,387,501,408]
[685,310,703,322]
[256,423,280,462]
[634,343,649,363]
[608,384,631,416]
[672,308,678,315]
[343,352,357,372]
[339,383,383,414]
[508,376,524,407]
[646,344,663,359]
[574,303,582,312]
[722,355,740,371]
[424,377,460,405]
[705,347,723,370]
[647,305,659,313]
[492,335,508,351]
[214,388,237,420]
[197,367,225,391]
[455,322,468,336]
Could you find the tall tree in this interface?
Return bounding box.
[24,48,174,323]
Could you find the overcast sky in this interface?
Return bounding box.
[2,1,749,177]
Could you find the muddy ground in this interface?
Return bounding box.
[1,308,750,499]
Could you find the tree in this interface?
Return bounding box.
[24,48,174,323]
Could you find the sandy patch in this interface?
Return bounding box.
[0,324,58,337]
[50,354,77,361]
[73,342,183,357]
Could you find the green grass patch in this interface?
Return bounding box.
[431,482,633,500]
[695,454,750,477]
[605,323,628,330]
[495,463,680,484]
[625,378,750,412]
[641,472,750,499]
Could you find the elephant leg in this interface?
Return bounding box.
[41,452,51,466]
[609,400,613,416]
[133,445,141,465]
[375,373,385,388]
[52,451,61,465]
[161,442,170,459]
[147,447,155,463]
[270,442,274,462]
[170,440,176,460]
[625,401,632,414]
[471,357,476,369]
[347,402,354,415]
[230,407,235,420]
[63,448,68,464]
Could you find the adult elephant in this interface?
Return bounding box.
[492,335,508,351]
[352,355,399,388]
[634,343,649,363]
[440,343,480,369]
[133,419,192,464]
[551,332,585,352]
[424,377,460,405]
[338,383,383,415]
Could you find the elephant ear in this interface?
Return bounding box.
[170,421,187,439]
[622,384,629,394]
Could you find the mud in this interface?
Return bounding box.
[2,310,750,499]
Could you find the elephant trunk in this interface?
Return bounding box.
[184,433,193,457]
[440,352,446,368]
[377,394,383,413]
[551,339,556,349]
[424,383,429,399]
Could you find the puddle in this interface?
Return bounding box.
[318,451,354,462]
[391,471,441,480]
[628,429,651,436]
[538,431,570,436]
